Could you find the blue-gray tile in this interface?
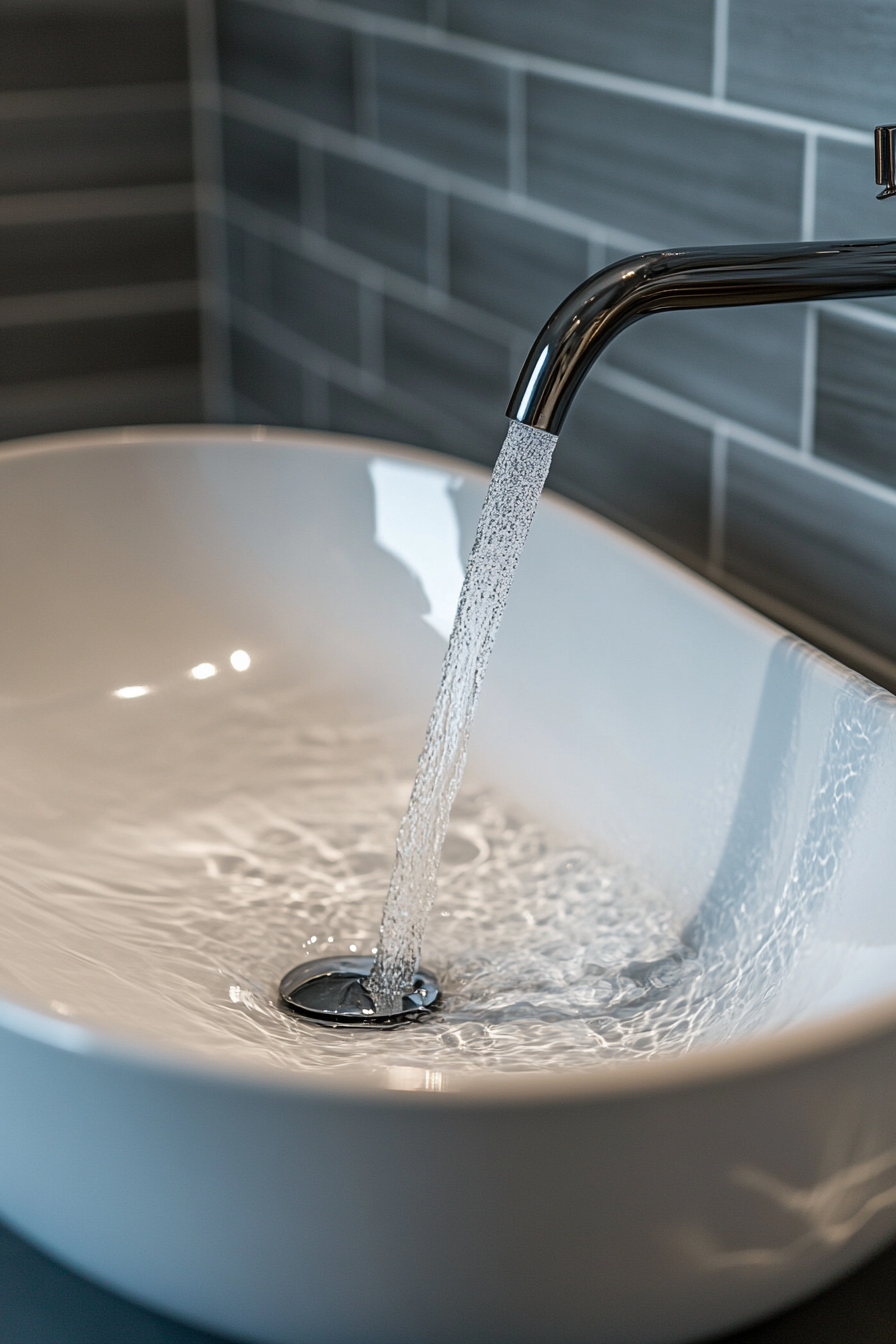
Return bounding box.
[375,40,509,184]
[727,1,896,131]
[0,109,193,195]
[814,141,896,317]
[554,377,712,558]
[449,200,587,331]
[816,141,890,241]
[329,384,443,450]
[383,298,510,462]
[527,80,804,246]
[0,213,196,298]
[325,156,428,280]
[221,116,300,218]
[814,313,896,488]
[349,0,427,17]
[226,224,274,310]
[447,0,715,94]
[725,443,896,661]
[0,366,202,444]
[0,4,188,91]
[230,329,309,427]
[0,310,200,387]
[217,2,354,130]
[607,303,807,444]
[270,246,360,363]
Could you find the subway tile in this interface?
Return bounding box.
[447,0,715,94]
[553,377,712,559]
[383,298,510,463]
[527,80,804,246]
[375,40,508,184]
[449,200,587,331]
[0,365,201,444]
[226,224,274,310]
[0,310,200,387]
[0,110,193,195]
[0,213,197,299]
[0,5,188,91]
[816,141,889,240]
[329,384,443,450]
[814,313,896,488]
[217,2,354,130]
[607,303,807,444]
[269,246,360,363]
[230,330,307,427]
[325,156,428,281]
[728,1,896,131]
[725,443,896,662]
[814,140,896,317]
[221,116,301,218]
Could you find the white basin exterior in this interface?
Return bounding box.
[0,426,894,1342]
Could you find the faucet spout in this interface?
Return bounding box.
[508,238,896,435]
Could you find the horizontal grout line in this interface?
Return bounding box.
[0,81,191,122]
[0,364,201,424]
[0,182,195,227]
[224,193,519,345]
[815,299,896,334]
[230,297,480,449]
[217,88,659,252]
[593,362,896,509]
[239,0,873,146]
[0,279,199,328]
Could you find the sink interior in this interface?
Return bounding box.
[0,429,894,1077]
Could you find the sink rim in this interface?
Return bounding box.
[1,421,895,1106]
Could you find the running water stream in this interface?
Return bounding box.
[365,421,558,1012]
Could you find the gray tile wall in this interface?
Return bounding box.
[209,0,896,687]
[0,0,201,441]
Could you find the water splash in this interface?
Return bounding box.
[366,421,557,1011]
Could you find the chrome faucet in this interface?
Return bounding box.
[509,128,896,435]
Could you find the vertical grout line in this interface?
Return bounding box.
[799,306,819,455]
[185,0,234,422]
[298,142,326,234]
[800,132,818,241]
[353,32,378,140]
[507,67,527,195]
[426,188,450,294]
[708,429,728,572]
[359,285,385,389]
[711,0,729,101]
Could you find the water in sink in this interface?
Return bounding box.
[0,634,876,1078]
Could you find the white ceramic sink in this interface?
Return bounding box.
[0,425,895,1343]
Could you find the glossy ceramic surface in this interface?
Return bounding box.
[0,427,895,1343]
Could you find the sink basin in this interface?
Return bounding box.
[0,425,895,1343]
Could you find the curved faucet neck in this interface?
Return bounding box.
[508,238,896,435]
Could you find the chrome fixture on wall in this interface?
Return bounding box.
[876,123,896,199]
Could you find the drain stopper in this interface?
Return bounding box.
[279,955,439,1028]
